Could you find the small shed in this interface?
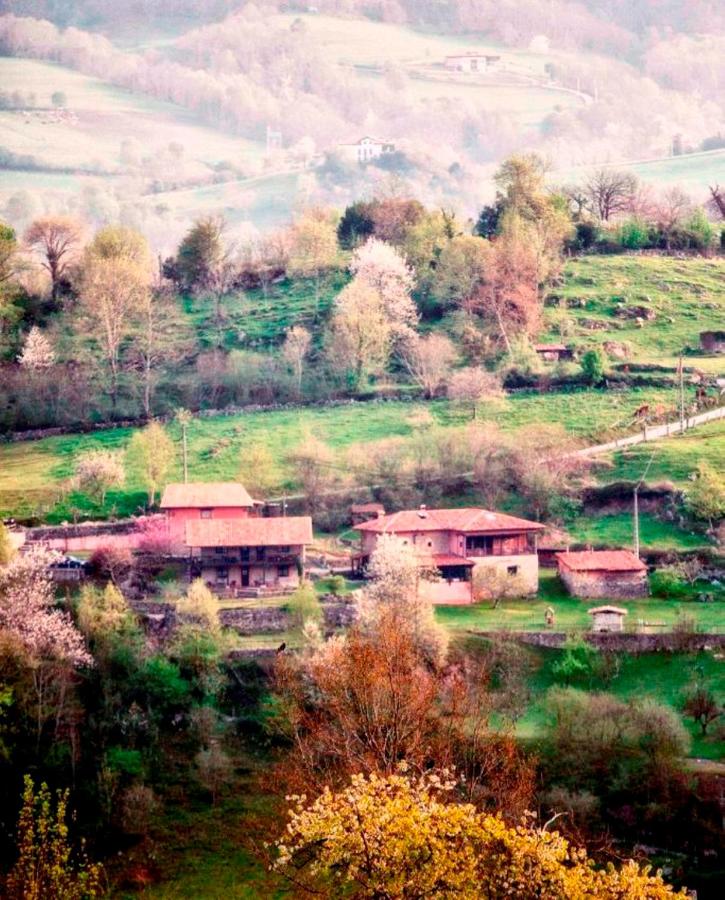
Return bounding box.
[699,330,725,354]
[351,502,385,525]
[588,605,628,633]
[534,343,572,362]
[556,549,648,599]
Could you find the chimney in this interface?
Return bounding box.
[418,504,428,519]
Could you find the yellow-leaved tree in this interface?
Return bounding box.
[275,769,686,899]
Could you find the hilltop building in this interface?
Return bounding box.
[444,52,501,73]
[354,506,543,604]
[337,136,396,164]
[556,549,648,599]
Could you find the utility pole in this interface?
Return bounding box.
[634,450,656,559]
[175,408,192,483]
[678,354,685,434]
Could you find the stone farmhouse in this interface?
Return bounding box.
[444,52,501,73]
[354,506,544,604]
[556,549,648,599]
[184,517,313,594]
[337,136,396,163]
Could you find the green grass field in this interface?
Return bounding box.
[0,385,692,522]
[596,422,724,486]
[541,255,725,368]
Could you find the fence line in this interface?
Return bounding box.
[570,405,725,458]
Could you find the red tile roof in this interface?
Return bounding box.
[556,550,646,573]
[185,517,312,548]
[160,482,254,509]
[424,553,475,567]
[355,507,543,535]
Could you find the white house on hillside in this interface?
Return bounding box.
[337,136,396,163]
[444,52,501,73]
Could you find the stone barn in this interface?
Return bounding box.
[533,343,572,362]
[556,550,648,599]
[588,605,628,633]
[700,330,725,353]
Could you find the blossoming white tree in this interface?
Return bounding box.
[350,238,418,339]
[18,326,55,370]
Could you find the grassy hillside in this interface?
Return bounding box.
[0,58,265,173]
[0,385,696,522]
[597,422,724,486]
[542,255,725,371]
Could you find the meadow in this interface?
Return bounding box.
[0,385,694,522]
[540,254,725,367]
[0,58,265,174]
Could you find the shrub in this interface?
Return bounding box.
[580,348,605,385]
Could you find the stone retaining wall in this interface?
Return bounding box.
[468,630,725,652]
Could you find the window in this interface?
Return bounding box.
[215,547,225,554]
[278,565,290,578]
[216,567,229,582]
[279,546,290,553]
[507,565,519,576]
[200,509,212,519]
[467,535,494,554]
[427,540,433,548]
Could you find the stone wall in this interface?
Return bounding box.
[559,568,648,599]
[220,601,355,635]
[469,630,725,652]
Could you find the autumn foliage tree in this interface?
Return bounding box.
[275,769,686,899]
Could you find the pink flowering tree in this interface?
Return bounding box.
[0,547,93,753]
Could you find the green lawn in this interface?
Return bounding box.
[435,570,724,633]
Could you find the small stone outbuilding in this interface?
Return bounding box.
[588,605,628,633]
[556,549,648,599]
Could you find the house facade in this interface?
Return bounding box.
[444,52,500,72]
[354,506,543,604]
[557,550,648,599]
[337,136,396,163]
[160,483,258,547]
[185,517,313,593]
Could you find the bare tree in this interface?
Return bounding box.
[400,333,457,398]
[282,325,312,397]
[708,185,725,220]
[656,187,692,250]
[448,368,505,419]
[25,216,83,301]
[584,170,638,221]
